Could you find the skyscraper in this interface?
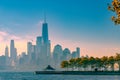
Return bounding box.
[76,47,80,58]
[5,46,9,57]
[71,51,77,58]
[42,13,49,44]
[10,40,17,60]
[42,22,49,44]
[53,44,63,68]
[62,48,71,60]
[5,46,9,66]
[71,47,80,58]
[36,36,43,63]
[36,36,43,46]
[27,42,32,61]
[39,15,51,68]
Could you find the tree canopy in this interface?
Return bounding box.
[108,0,120,24]
[61,53,120,71]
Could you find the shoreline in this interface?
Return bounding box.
[35,71,120,75]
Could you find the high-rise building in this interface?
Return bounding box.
[10,40,14,58]
[71,51,77,58]
[36,36,43,64]
[27,42,32,61]
[62,48,71,60]
[10,40,17,60]
[71,47,80,58]
[5,46,9,66]
[42,22,49,44]
[53,44,63,68]
[76,47,80,58]
[40,15,51,68]
[36,36,43,46]
[14,48,17,59]
[5,46,9,57]
[31,45,36,63]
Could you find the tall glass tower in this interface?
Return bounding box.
[42,22,49,44]
[40,14,51,67]
[10,40,17,60]
[5,46,9,57]
[42,13,49,44]
[10,40,15,59]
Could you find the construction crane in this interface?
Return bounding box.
[108,0,120,24]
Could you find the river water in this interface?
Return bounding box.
[0,72,119,80]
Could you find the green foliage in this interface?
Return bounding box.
[115,53,120,71]
[61,60,69,68]
[108,0,120,24]
[61,53,120,71]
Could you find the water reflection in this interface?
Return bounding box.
[0,72,119,80]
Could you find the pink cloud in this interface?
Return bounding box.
[0,31,36,55]
[0,31,22,42]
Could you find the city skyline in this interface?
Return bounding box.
[0,18,80,70]
[0,0,120,57]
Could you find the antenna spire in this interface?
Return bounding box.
[44,11,46,23]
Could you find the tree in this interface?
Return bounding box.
[60,53,120,71]
[101,56,109,71]
[61,60,69,71]
[95,57,102,71]
[108,56,115,71]
[108,0,120,24]
[75,58,81,70]
[80,57,89,71]
[89,57,96,70]
[115,53,120,71]
[69,58,76,71]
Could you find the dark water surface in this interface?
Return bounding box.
[0,72,119,80]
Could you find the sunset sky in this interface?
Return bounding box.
[0,0,120,57]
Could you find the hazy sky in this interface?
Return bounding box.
[0,0,120,57]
